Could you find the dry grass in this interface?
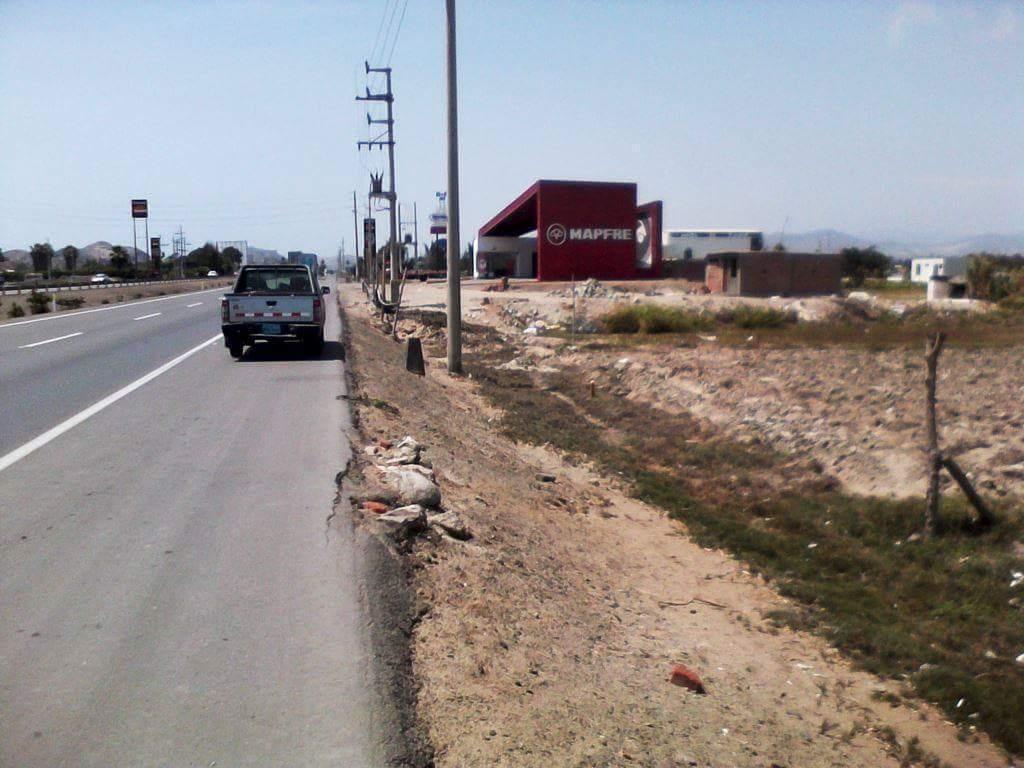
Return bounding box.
[467,352,1024,756]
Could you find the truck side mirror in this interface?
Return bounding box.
[321,286,330,294]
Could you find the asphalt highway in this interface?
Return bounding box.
[0,287,385,766]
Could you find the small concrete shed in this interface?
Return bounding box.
[706,251,842,296]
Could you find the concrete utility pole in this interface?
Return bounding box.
[357,64,399,303]
[445,0,463,373]
[352,191,360,279]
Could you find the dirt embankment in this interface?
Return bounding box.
[339,284,1010,768]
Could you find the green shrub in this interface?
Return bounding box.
[56,296,86,309]
[601,304,713,334]
[8,303,26,318]
[997,294,1024,313]
[26,291,51,314]
[724,305,797,329]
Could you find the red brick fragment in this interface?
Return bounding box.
[362,501,389,514]
[669,664,706,694]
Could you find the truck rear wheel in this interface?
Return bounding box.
[228,342,244,359]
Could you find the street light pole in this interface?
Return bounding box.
[445,0,462,374]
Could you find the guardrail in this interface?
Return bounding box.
[0,277,231,297]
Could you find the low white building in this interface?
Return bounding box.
[910,256,967,284]
[662,229,763,262]
[472,235,537,279]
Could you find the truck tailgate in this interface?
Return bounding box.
[226,295,315,323]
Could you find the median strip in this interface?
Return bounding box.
[0,334,221,475]
[17,332,84,349]
[0,286,226,330]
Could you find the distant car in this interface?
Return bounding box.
[91,273,111,284]
[206,270,218,277]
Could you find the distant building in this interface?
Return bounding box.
[662,230,763,262]
[706,251,841,296]
[288,251,319,271]
[661,230,762,280]
[910,256,966,284]
[244,246,285,265]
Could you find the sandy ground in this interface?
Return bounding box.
[397,279,1023,500]
[340,283,1010,768]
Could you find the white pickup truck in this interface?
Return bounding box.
[220,264,329,358]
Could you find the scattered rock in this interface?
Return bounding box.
[377,505,428,539]
[535,472,557,483]
[427,510,473,540]
[361,500,389,515]
[382,464,442,507]
[385,436,422,466]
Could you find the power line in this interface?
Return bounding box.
[368,0,396,64]
[377,0,402,69]
[385,0,410,66]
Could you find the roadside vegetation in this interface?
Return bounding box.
[594,303,1024,349]
[601,304,796,334]
[1,277,232,321]
[466,347,1024,757]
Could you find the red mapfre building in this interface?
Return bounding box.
[474,180,663,281]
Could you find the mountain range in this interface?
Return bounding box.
[765,230,1024,259]
[1,241,148,266]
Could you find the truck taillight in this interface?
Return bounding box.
[221,297,229,322]
[313,298,322,323]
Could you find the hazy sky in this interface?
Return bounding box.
[1,0,1021,259]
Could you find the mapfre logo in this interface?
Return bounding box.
[546,223,567,246]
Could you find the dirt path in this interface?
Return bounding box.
[340,284,1010,768]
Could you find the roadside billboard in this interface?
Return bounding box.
[131,199,148,219]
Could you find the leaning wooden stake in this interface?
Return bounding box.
[922,331,993,534]
[942,456,995,527]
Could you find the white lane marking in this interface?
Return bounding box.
[186,302,203,308]
[133,312,162,321]
[0,334,221,475]
[0,287,227,330]
[17,332,84,349]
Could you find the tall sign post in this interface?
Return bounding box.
[131,199,148,275]
[150,236,161,274]
[445,0,462,373]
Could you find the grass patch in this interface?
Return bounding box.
[718,305,796,328]
[856,278,927,299]
[601,304,714,334]
[467,354,1024,756]
[600,304,795,335]
[588,305,1024,350]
